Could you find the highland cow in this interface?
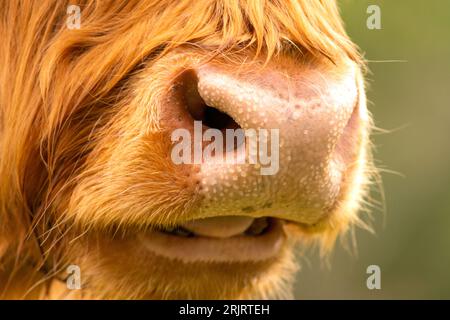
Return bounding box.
[0,0,373,299]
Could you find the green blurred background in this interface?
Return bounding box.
[294,0,450,299]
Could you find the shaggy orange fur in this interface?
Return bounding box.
[0,0,373,299]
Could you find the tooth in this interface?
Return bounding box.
[245,218,269,236]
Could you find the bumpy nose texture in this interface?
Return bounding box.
[192,59,360,225]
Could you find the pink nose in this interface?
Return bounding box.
[166,57,365,226]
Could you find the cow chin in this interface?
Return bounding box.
[63,232,298,299]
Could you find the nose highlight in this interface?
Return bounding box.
[169,59,360,226]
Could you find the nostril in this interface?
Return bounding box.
[180,69,239,131]
[180,70,205,121]
[174,69,242,152]
[203,106,239,131]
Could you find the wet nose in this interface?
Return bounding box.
[168,58,363,226]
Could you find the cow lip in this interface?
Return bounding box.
[138,218,286,262]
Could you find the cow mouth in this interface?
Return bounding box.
[138,217,286,263]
